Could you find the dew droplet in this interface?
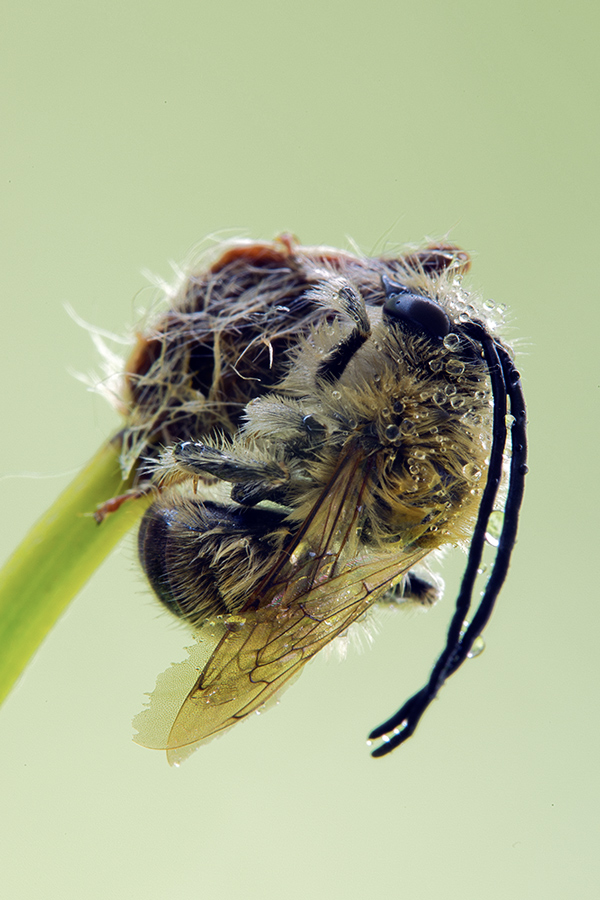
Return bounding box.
[462,462,482,481]
[429,357,443,373]
[468,636,486,658]
[445,358,466,377]
[483,299,496,311]
[485,509,504,546]
[505,413,515,428]
[450,396,465,409]
[400,419,417,435]
[385,424,400,440]
[332,390,341,399]
[443,333,461,351]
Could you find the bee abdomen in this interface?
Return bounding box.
[138,499,289,627]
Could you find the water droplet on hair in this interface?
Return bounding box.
[385,424,399,440]
[445,358,465,377]
[468,636,486,658]
[332,390,341,399]
[505,413,515,428]
[483,299,496,311]
[429,357,443,373]
[485,509,504,546]
[443,333,461,351]
[462,462,482,481]
[400,419,417,435]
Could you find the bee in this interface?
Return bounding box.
[122,235,527,765]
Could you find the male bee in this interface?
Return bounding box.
[121,235,527,765]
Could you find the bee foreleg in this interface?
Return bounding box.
[170,440,285,483]
[313,282,372,383]
[169,440,308,507]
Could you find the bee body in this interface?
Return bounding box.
[124,236,526,763]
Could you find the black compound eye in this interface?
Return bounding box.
[381,274,451,338]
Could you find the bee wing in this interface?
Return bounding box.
[134,448,428,764]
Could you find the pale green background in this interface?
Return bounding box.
[1,1,598,898]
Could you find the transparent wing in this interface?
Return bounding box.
[134,448,428,764]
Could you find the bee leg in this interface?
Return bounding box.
[403,572,441,606]
[169,441,284,481]
[166,441,298,507]
[93,480,155,523]
[313,283,372,383]
[379,572,441,608]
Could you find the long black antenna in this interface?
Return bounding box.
[369,325,528,757]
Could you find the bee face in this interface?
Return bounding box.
[126,236,526,764]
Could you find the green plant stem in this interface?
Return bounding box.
[0,435,150,705]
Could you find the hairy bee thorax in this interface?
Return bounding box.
[240,271,494,552]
